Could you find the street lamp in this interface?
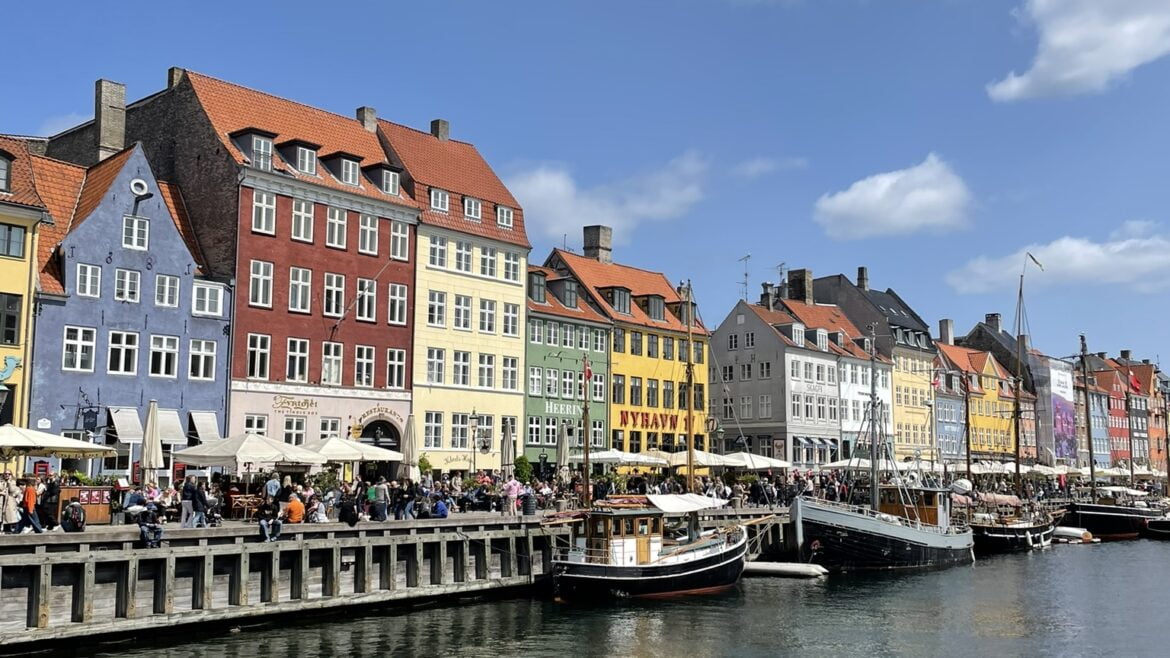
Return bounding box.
[469,411,478,477]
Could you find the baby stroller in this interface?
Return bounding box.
[204,497,224,528]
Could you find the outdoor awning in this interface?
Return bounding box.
[647,493,728,513]
[108,407,144,444]
[157,409,189,445]
[795,437,810,445]
[189,411,222,441]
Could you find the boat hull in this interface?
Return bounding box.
[1061,503,1160,541]
[1140,517,1170,540]
[970,517,1055,554]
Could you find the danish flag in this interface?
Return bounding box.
[584,355,592,382]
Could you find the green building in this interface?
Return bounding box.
[524,265,611,477]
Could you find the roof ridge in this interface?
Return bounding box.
[376,117,477,148]
[29,152,88,170]
[555,248,678,280]
[187,70,367,129]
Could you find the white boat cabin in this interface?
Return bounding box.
[877,485,955,531]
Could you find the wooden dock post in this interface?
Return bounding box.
[115,558,138,619]
[355,545,372,593]
[72,562,95,623]
[324,546,341,597]
[230,552,250,606]
[154,556,176,614]
[406,542,421,588]
[292,547,309,600]
[458,539,471,583]
[433,541,446,585]
[27,563,51,628]
[260,549,279,603]
[194,554,214,610]
[381,544,397,591]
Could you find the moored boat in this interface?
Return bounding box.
[1141,516,1170,539]
[1061,487,1164,541]
[955,492,1056,554]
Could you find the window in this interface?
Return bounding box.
[503,359,520,393]
[324,273,345,317]
[442,293,468,331]
[648,379,659,407]
[320,418,342,440]
[760,395,772,418]
[430,188,449,212]
[678,383,690,410]
[454,240,472,272]
[453,351,471,386]
[480,247,497,277]
[529,272,546,302]
[816,364,825,382]
[189,339,216,381]
[154,274,179,308]
[244,415,267,434]
[828,365,836,384]
[647,296,664,321]
[630,377,643,406]
[741,396,753,419]
[612,374,625,404]
[388,284,408,325]
[829,398,838,421]
[296,146,316,175]
[0,223,26,258]
[283,416,306,445]
[613,328,625,352]
[594,329,607,352]
[792,393,802,418]
[464,197,482,220]
[528,320,545,345]
[451,414,469,449]
[728,334,739,350]
[251,136,273,170]
[805,395,815,418]
[354,345,375,387]
[745,332,755,348]
[694,342,704,364]
[503,252,520,282]
[0,294,18,345]
[546,368,560,397]
[529,367,543,395]
[678,340,689,362]
[631,332,643,356]
[340,159,360,186]
[817,396,826,420]
[479,299,496,333]
[287,267,312,313]
[121,215,150,250]
[359,215,378,255]
[249,260,273,308]
[428,290,447,326]
[326,207,347,249]
[286,338,309,382]
[741,363,752,380]
[386,349,406,389]
[648,334,659,358]
[251,192,275,234]
[497,206,513,228]
[247,334,270,380]
[722,365,734,382]
[804,362,814,380]
[503,303,519,336]
[382,170,400,196]
[426,348,445,384]
[527,417,541,446]
[593,372,606,402]
[390,221,409,260]
[107,331,139,375]
[149,335,179,378]
[114,268,140,303]
[193,283,223,316]
[577,324,589,350]
[0,157,9,193]
[424,412,443,448]
[664,381,675,409]
[612,288,631,314]
[562,325,575,349]
[723,397,734,420]
[694,383,704,410]
[76,263,101,298]
[663,337,674,360]
[62,326,96,371]
[592,420,604,447]
[478,354,495,388]
[760,362,772,379]
[563,370,576,398]
[322,342,343,385]
[545,418,559,446]
[356,279,376,322]
[429,236,447,267]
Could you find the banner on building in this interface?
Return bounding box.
[1050,361,1076,459]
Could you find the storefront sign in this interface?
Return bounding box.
[272,395,319,413]
[544,400,582,417]
[618,410,691,431]
[358,405,405,426]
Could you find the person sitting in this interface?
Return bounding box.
[305,495,328,523]
[432,495,449,519]
[285,493,305,524]
[61,497,87,533]
[138,503,164,548]
[125,486,147,509]
[258,501,282,542]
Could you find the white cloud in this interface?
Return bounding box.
[38,112,88,136]
[947,222,1170,294]
[507,151,708,246]
[988,0,1170,101]
[813,153,971,240]
[731,156,808,180]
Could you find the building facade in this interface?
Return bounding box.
[936,342,1015,461]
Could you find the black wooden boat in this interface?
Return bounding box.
[955,492,1056,554]
[1141,517,1170,539]
[1061,488,1164,541]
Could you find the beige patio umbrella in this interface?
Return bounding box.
[140,400,166,480]
[303,436,404,462]
[172,432,327,474]
[501,419,516,481]
[723,451,792,470]
[668,449,731,468]
[399,414,419,481]
[0,424,117,472]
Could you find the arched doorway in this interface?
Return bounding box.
[360,420,401,481]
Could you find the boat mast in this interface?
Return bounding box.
[684,280,697,494]
[1124,364,1136,488]
[582,353,592,508]
[869,325,880,512]
[965,365,973,483]
[1013,273,1025,497]
[1080,335,1098,500]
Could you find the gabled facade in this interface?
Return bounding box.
[936,342,1016,460]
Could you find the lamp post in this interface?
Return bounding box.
[469,410,478,477]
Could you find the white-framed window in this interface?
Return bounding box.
[479,354,495,388]
[326,207,347,249]
[252,136,273,171]
[545,417,558,446]
[503,252,520,282]
[321,342,343,386]
[387,284,408,325]
[356,278,376,322]
[390,221,409,260]
[592,420,604,447]
[149,334,179,378]
[427,290,446,327]
[320,417,342,440]
[502,356,518,390]
[593,373,605,402]
[741,396,753,419]
[76,263,101,298]
[546,368,559,397]
[283,416,306,445]
[62,326,96,372]
[244,414,267,434]
[497,206,513,228]
[480,247,497,277]
[296,147,316,175]
[354,345,375,388]
[107,330,139,375]
[546,322,559,346]
[382,170,400,196]
[527,416,541,446]
[451,413,469,450]
[154,274,179,307]
[193,282,223,317]
[577,325,589,350]
[426,348,445,384]
[359,214,378,255]
[529,367,543,396]
[324,273,345,317]
[791,393,802,419]
[251,191,275,234]
[286,337,309,382]
[454,240,473,273]
[464,197,482,220]
[562,370,575,398]
[114,268,141,303]
[424,411,443,448]
[503,303,519,336]
[529,319,544,344]
[249,260,273,308]
[189,339,216,381]
[247,334,270,380]
[453,351,471,387]
[453,294,472,330]
[479,299,496,333]
[340,159,360,186]
[122,215,149,249]
[430,188,449,212]
[593,329,606,352]
[386,348,406,389]
[288,267,312,313]
[429,236,447,267]
[562,325,574,348]
[291,199,314,243]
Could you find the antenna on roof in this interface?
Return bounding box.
[737,253,751,300]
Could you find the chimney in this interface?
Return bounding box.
[760,282,774,311]
[1019,334,1030,352]
[356,106,377,133]
[787,268,813,305]
[167,67,185,89]
[94,79,126,161]
[1121,349,1132,361]
[939,319,954,346]
[582,225,613,264]
[857,266,869,291]
[1143,359,1151,365]
[985,313,1002,334]
[1096,352,1106,359]
[430,118,450,141]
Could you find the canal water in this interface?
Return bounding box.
[96,541,1166,657]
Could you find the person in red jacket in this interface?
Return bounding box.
[15,479,43,534]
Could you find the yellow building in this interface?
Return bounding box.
[0,137,48,434]
[937,343,1015,459]
[549,226,710,457]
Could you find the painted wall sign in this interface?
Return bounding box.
[358,405,405,425]
[617,410,692,431]
[272,395,319,413]
[543,400,582,417]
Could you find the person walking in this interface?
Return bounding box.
[190,482,210,528]
[372,477,390,521]
[15,479,43,534]
[1,473,20,533]
[180,475,197,527]
[503,475,521,516]
[265,472,281,502]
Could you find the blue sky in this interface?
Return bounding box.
[4,0,1170,362]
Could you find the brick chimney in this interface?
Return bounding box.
[1121,349,1132,361]
[430,119,450,141]
[938,319,954,346]
[94,79,126,161]
[985,313,1002,334]
[167,67,185,89]
[760,282,774,311]
[357,106,377,133]
[787,268,813,305]
[857,266,869,291]
[582,225,613,264]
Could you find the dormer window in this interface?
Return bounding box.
[464,197,482,221]
[816,329,828,351]
[252,136,273,171]
[0,153,10,192]
[528,272,546,303]
[562,280,578,308]
[612,288,631,315]
[430,188,449,212]
[382,170,400,195]
[647,295,665,321]
[340,159,360,185]
[296,147,317,175]
[792,323,805,345]
[497,206,514,228]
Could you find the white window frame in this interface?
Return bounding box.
[429,236,447,267]
[480,247,497,277]
[386,348,406,389]
[76,263,101,298]
[296,147,317,175]
[503,252,520,282]
[356,278,376,322]
[283,416,307,445]
[107,330,139,375]
[479,299,496,333]
[502,356,518,391]
[359,214,378,255]
[503,303,519,337]
[114,268,141,303]
[320,417,342,440]
[249,260,273,308]
[453,294,472,331]
[192,282,223,317]
[427,290,447,327]
[291,199,314,243]
[251,191,275,235]
[326,207,347,249]
[382,170,400,196]
[424,412,443,449]
[122,215,149,250]
[289,267,312,313]
[387,284,408,325]
[453,351,471,387]
[149,334,179,378]
[340,159,360,186]
[354,345,375,388]
[390,221,409,260]
[478,354,496,389]
[324,273,345,318]
[546,368,559,397]
[426,348,445,384]
[497,206,513,228]
[321,342,343,386]
[244,414,267,434]
[529,367,543,396]
[154,274,179,308]
[252,136,273,171]
[464,197,482,220]
[189,339,216,381]
[247,333,270,380]
[454,240,473,273]
[529,319,544,344]
[62,326,96,372]
[286,337,309,383]
[430,188,449,212]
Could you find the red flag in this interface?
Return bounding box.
[584,355,592,382]
[1129,372,1142,393]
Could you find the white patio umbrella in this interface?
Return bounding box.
[569,449,668,467]
[172,432,326,474]
[303,436,403,462]
[501,419,515,481]
[399,414,419,481]
[668,449,730,468]
[0,424,117,469]
[555,421,570,482]
[723,451,792,470]
[140,400,166,479]
[821,457,904,472]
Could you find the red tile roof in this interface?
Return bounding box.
[158,181,205,274]
[526,265,610,324]
[779,299,874,359]
[0,135,47,211]
[27,155,85,294]
[70,146,136,228]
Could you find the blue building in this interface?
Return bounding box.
[27,144,230,485]
[1088,388,1110,468]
